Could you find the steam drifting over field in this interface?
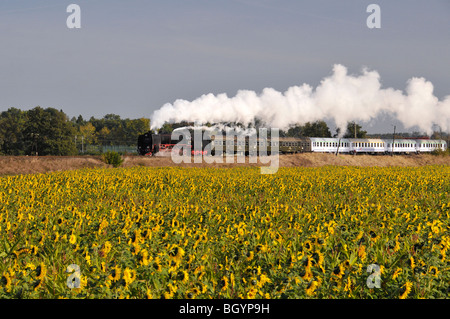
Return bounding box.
[150,64,450,135]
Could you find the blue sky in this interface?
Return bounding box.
[1,0,449,133]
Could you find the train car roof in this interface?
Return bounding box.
[309,137,351,142]
[415,139,446,143]
[278,137,310,141]
[350,138,385,143]
[385,138,422,143]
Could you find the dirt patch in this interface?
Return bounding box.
[0,153,448,176]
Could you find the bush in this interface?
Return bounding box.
[102,151,124,167]
[431,148,450,156]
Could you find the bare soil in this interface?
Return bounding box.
[0,153,448,176]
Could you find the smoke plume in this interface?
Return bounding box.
[150,64,450,135]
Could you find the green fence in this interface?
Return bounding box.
[83,145,137,154]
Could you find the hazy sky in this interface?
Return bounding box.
[1,0,449,133]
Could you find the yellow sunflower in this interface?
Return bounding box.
[399,281,413,299]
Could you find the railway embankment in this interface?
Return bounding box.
[0,153,448,176]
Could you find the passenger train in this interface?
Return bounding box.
[138,129,447,156]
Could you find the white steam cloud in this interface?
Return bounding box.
[150,64,450,135]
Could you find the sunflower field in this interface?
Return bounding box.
[0,165,449,299]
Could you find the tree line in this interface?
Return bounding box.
[0,107,149,156]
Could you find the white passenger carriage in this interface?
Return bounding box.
[383,139,417,154]
[310,138,351,153]
[414,139,446,153]
[350,139,386,154]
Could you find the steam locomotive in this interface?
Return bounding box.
[137,130,210,156]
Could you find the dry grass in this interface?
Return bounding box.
[0,153,448,176]
[0,156,108,176]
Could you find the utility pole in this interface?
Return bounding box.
[391,125,396,156]
[335,137,341,156]
[354,122,357,139]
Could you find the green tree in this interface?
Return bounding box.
[284,124,304,137]
[23,106,77,155]
[79,122,98,145]
[343,122,367,138]
[0,108,27,155]
[97,127,111,145]
[302,121,332,137]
